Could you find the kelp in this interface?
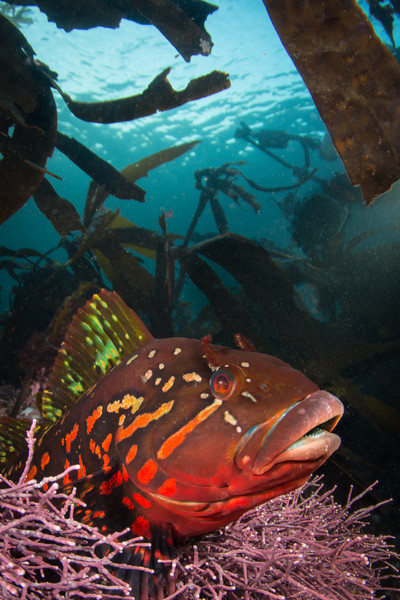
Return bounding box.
[48,68,230,124]
[235,122,320,191]
[56,133,145,201]
[0,9,229,225]
[0,14,57,224]
[176,247,260,342]
[262,0,400,205]
[120,140,201,182]
[185,233,320,356]
[33,178,83,236]
[184,162,260,248]
[2,0,218,61]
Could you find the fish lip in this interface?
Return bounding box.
[236,390,344,475]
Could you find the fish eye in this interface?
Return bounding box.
[210,369,237,400]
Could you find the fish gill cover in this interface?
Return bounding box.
[0,0,400,598]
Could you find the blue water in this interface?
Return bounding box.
[1,0,400,310]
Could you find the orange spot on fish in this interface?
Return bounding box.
[123,496,136,510]
[81,484,94,498]
[138,459,157,484]
[158,478,177,497]
[87,406,103,434]
[102,433,112,453]
[103,453,110,469]
[63,459,71,485]
[100,470,123,495]
[65,422,79,453]
[93,510,105,519]
[43,483,49,491]
[126,444,138,464]
[131,516,151,538]
[78,454,87,479]
[89,438,102,458]
[157,400,221,459]
[116,401,174,443]
[26,465,37,481]
[122,464,129,481]
[133,493,152,508]
[162,376,175,392]
[41,452,50,470]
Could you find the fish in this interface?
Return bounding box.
[0,289,344,598]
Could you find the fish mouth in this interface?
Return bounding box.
[235,390,344,475]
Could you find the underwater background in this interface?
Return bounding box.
[1,0,400,597]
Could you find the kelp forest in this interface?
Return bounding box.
[1,1,400,599]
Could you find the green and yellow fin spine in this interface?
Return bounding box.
[0,417,33,467]
[40,290,154,422]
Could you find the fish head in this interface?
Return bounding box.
[116,336,343,539]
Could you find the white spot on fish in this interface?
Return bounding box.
[236,426,242,433]
[182,372,202,383]
[241,361,250,368]
[148,349,156,358]
[159,363,165,370]
[224,410,237,426]
[246,378,252,383]
[155,377,162,386]
[142,369,153,383]
[242,391,257,403]
[200,392,209,399]
[174,347,182,355]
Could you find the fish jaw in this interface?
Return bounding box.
[235,390,344,475]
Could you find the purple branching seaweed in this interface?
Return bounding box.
[1,422,399,600]
[166,479,400,600]
[0,421,151,600]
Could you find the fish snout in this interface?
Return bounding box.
[236,391,344,476]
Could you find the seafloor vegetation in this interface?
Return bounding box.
[1,0,400,598]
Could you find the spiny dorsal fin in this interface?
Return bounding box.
[39,290,153,422]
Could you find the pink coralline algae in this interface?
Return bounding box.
[0,421,150,599]
[165,480,400,600]
[0,422,399,600]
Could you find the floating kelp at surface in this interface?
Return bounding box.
[48,67,230,124]
[262,0,400,205]
[0,0,218,61]
[0,13,229,225]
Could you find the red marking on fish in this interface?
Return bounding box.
[41,452,50,470]
[87,406,102,434]
[138,459,157,484]
[78,454,87,479]
[132,516,151,538]
[63,459,71,485]
[116,401,174,443]
[157,478,176,497]
[126,444,138,464]
[133,493,152,509]
[65,423,79,453]
[102,433,112,452]
[123,496,136,510]
[157,400,221,459]
[100,470,123,495]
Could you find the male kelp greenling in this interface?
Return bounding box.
[0,290,344,598]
